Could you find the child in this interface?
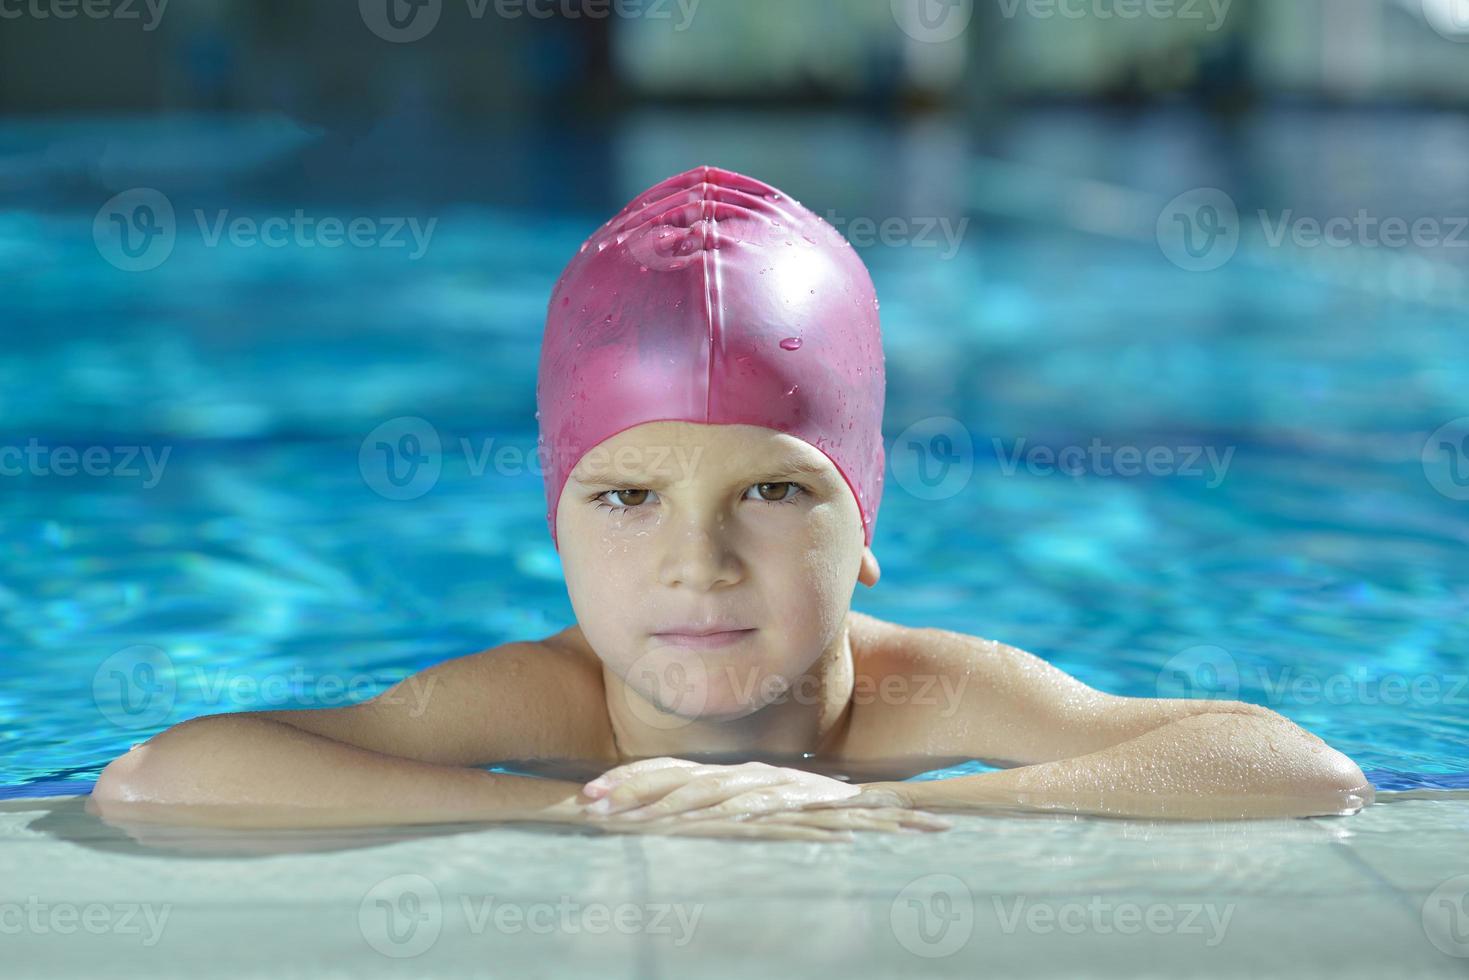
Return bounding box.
[91,166,1372,842]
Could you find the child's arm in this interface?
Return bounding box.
[89,641,609,829]
[862,709,1372,819]
[89,712,591,829]
[847,623,1374,819]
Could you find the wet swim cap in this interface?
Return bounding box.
[536,165,886,551]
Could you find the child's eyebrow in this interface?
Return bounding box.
[573,457,832,489]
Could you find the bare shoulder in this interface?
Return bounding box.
[847,610,956,673]
[248,628,617,767]
[849,612,1045,680]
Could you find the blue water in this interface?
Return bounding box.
[2,108,1466,798]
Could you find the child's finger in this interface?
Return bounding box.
[583,757,699,797]
[842,806,953,831]
[610,768,797,820]
[635,819,853,843]
[585,764,724,814]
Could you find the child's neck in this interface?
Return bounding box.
[603,622,856,763]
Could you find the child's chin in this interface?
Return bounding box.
[693,689,780,722]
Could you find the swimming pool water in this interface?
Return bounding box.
[1,108,1466,797]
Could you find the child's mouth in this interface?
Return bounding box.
[650,628,757,650]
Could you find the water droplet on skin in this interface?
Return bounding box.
[779,337,803,351]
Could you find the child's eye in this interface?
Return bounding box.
[744,481,804,505]
[591,482,805,515]
[595,488,656,513]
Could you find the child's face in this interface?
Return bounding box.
[555,421,879,722]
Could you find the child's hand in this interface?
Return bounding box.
[580,756,946,827]
[596,806,950,842]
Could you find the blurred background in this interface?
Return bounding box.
[2,0,1467,794]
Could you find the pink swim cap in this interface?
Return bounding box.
[536,165,886,551]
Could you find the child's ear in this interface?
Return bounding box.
[858,547,881,588]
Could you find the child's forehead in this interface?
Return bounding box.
[570,423,832,485]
